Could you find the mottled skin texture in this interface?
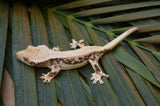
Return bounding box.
[16,27,138,84]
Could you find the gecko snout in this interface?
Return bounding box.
[16,51,25,62]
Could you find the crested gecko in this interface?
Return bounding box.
[16,27,138,84]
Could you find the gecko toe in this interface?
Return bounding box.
[40,75,46,79]
[105,75,109,78]
[43,79,47,83]
[48,80,51,83]
[99,79,104,84]
[93,79,98,84]
[70,39,78,49]
[43,78,51,84]
[70,43,77,49]
[90,76,94,80]
[91,72,109,84]
[40,76,44,79]
[40,73,53,84]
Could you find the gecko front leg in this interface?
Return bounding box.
[40,64,60,83]
[89,55,109,84]
[70,39,85,49]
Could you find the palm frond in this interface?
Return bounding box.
[134,35,160,44]
[30,6,57,106]
[1,0,160,105]
[72,1,160,17]
[0,1,8,87]
[55,0,113,10]
[12,3,38,105]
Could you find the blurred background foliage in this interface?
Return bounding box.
[0,0,160,105]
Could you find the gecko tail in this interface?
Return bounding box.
[102,27,138,51]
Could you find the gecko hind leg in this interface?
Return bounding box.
[89,59,109,84]
[40,65,60,83]
[70,39,85,49]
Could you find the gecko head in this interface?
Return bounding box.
[16,45,40,66]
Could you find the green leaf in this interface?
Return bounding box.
[152,51,160,62]
[72,1,160,17]
[89,9,160,25]
[134,35,160,44]
[126,67,160,105]
[130,42,160,83]
[113,41,160,88]
[128,42,160,63]
[12,3,38,106]
[113,43,160,105]
[87,26,145,105]
[52,2,160,104]
[30,6,57,106]
[110,23,160,34]
[68,19,121,105]
[67,19,89,43]
[80,79,96,106]
[99,25,160,105]
[46,11,88,106]
[0,1,8,86]
[55,0,112,10]
[2,1,160,105]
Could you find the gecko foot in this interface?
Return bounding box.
[90,72,109,84]
[70,39,84,49]
[40,73,53,83]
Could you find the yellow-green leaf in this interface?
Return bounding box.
[12,3,38,106]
